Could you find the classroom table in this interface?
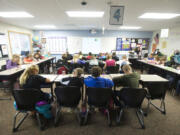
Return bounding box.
[37,73,169,102]
[137,60,180,76]
[40,74,58,98]
[0,57,55,96]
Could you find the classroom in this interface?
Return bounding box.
[0,0,180,135]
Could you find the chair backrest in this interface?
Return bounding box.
[146,82,167,99]
[55,86,81,107]
[86,87,112,107]
[106,66,119,74]
[1,64,6,70]
[119,88,147,108]
[12,89,42,111]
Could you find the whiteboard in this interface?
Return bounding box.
[45,37,67,54]
[67,37,82,54]
[9,31,31,55]
[82,38,101,54]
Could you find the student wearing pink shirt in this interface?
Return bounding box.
[103,55,116,70]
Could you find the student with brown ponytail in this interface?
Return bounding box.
[19,65,51,101]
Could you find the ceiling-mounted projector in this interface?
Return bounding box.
[89,29,97,34]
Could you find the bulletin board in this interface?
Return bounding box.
[116,38,150,51]
[8,31,32,55]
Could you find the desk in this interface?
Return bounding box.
[84,74,112,80]
[138,60,180,76]
[40,74,58,98]
[0,57,55,90]
[140,74,169,83]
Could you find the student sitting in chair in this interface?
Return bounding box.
[147,53,155,61]
[6,54,20,69]
[19,65,51,101]
[87,52,93,60]
[60,68,84,88]
[89,56,99,66]
[112,52,119,61]
[23,53,34,64]
[116,55,130,71]
[84,66,114,88]
[113,64,140,88]
[34,50,44,61]
[112,65,140,106]
[103,55,116,70]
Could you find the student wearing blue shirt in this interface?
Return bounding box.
[84,66,114,88]
[147,53,154,60]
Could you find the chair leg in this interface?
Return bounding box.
[36,112,44,130]
[136,108,145,129]
[12,111,28,132]
[83,109,89,125]
[150,99,166,115]
[161,99,166,115]
[116,108,123,125]
[106,109,112,127]
[54,106,61,127]
[144,99,150,116]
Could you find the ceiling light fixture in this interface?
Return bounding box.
[34,25,56,29]
[66,11,104,18]
[0,12,34,18]
[120,26,141,30]
[139,13,180,19]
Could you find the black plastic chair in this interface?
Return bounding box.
[84,87,113,126]
[116,88,147,129]
[145,82,167,115]
[0,64,12,100]
[54,86,81,126]
[106,65,119,74]
[12,89,44,132]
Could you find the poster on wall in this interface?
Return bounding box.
[116,38,131,51]
[162,41,167,49]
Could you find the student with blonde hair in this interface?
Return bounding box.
[6,54,20,69]
[70,54,79,63]
[116,55,130,71]
[19,65,51,101]
[89,56,99,66]
[112,64,140,106]
[60,68,84,87]
[113,64,140,88]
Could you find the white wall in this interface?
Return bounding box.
[0,21,33,68]
[66,37,116,54]
[150,26,180,57]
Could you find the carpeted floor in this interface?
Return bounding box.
[0,90,180,135]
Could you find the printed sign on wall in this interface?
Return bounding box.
[109,6,124,25]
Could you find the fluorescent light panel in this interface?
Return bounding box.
[139,13,180,19]
[34,25,56,29]
[0,12,34,18]
[120,26,141,30]
[66,11,104,18]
